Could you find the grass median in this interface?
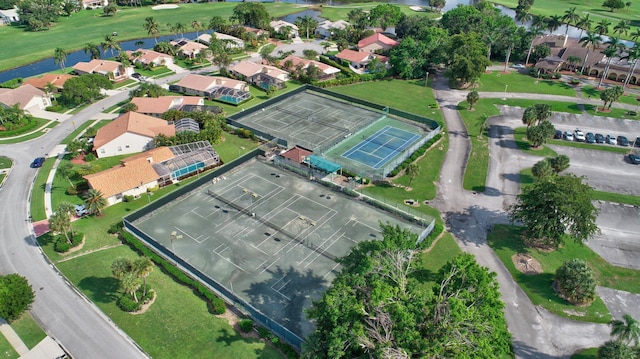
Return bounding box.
[477,71,578,97]
[11,313,47,350]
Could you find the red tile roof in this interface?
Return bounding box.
[23,73,75,90]
[93,112,175,150]
[357,33,399,50]
[281,146,313,163]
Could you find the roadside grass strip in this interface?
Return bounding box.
[477,71,578,97]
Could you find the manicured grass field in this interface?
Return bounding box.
[60,120,95,144]
[592,191,640,206]
[11,313,47,349]
[0,2,303,72]
[547,138,630,153]
[30,157,56,221]
[572,347,598,359]
[55,245,283,359]
[319,2,441,21]
[491,0,640,40]
[0,156,11,169]
[489,224,640,322]
[477,72,578,97]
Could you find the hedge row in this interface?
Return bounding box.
[119,230,226,314]
[388,133,442,177]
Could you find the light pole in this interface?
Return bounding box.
[238,146,245,158]
[425,71,429,87]
[170,231,183,265]
[503,84,509,100]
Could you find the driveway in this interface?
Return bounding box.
[270,40,326,58]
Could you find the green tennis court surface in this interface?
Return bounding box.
[131,160,426,339]
[342,126,421,169]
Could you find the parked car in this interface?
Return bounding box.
[554,130,563,139]
[618,136,630,146]
[574,129,585,142]
[30,157,45,168]
[629,153,640,164]
[585,132,595,144]
[131,73,142,79]
[75,204,88,217]
[564,131,574,141]
[606,135,617,145]
[595,133,605,144]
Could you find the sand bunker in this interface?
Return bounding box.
[152,4,179,10]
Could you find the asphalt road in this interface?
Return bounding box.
[0,90,148,359]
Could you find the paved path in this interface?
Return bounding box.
[0,318,29,356]
[431,72,611,358]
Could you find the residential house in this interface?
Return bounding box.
[0,84,51,112]
[72,59,132,82]
[125,49,174,68]
[0,8,19,25]
[282,55,341,81]
[173,74,251,104]
[357,33,399,53]
[196,32,244,50]
[315,20,350,39]
[81,0,108,8]
[170,39,208,59]
[280,146,313,164]
[230,60,289,89]
[130,96,204,117]
[243,26,269,38]
[335,49,388,73]
[270,20,299,38]
[84,147,175,206]
[23,74,75,93]
[93,112,175,158]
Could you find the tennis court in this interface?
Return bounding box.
[233,90,384,151]
[130,160,425,339]
[343,126,421,169]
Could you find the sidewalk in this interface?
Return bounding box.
[0,318,29,356]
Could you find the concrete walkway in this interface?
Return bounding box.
[0,318,29,356]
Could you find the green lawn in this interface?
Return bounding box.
[592,191,640,206]
[0,335,18,359]
[0,120,58,144]
[0,2,303,72]
[61,120,95,144]
[0,156,11,169]
[413,232,462,290]
[477,72,578,97]
[55,245,282,359]
[491,0,640,40]
[547,138,630,153]
[572,347,598,359]
[30,157,56,221]
[488,224,640,323]
[11,313,47,350]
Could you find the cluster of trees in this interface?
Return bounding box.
[531,155,570,179]
[521,104,556,148]
[303,224,513,358]
[0,274,35,322]
[0,104,32,131]
[111,256,154,312]
[48,202,83,252]
[154,110,226,147]
[17,0,80,31]
[59,74,113,107]
[600,85,625,109]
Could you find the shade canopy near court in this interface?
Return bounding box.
[306,155,341,173]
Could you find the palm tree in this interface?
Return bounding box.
[595,19,612,35]
[101,34,121,57]
[84,42,101,60]
[546,15,563,34]
[54,47,67,70]
[576,14,593,38]
[579,32,603,74]
[171,22,187,38]
[121,272,142,302]
[622,44,640,88]
[405,163,420,188]
[610,314,640,346]
[613,20,631,37]
[561,7,580,36]
[56,202,76,237]
[567,55,582,71]
[521,106,537,128]
[531,15,547,30]
[525,25,546,66]
[598,37,623,88]
[132,257,153,298]
[631,29,640,42]
[295,15,319,41]
[48,211,71,244]
[44,82,56,101]
[144,16,160,44]
[191,20,202,38]
[514,8,532,24]
[85,189,107,216]
[467,90,479,110]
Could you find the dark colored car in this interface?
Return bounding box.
[554,130,563,139]
[595,133,605,144]
[635,137,640,148]
[131,73,142,79]
[585,132,595,144]
[618,136,630,146]
[629,153,640,164]
[30,157,45,168]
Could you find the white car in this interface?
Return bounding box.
[574,129,585,142]
[75,204,88,217]
[564,131,574,141]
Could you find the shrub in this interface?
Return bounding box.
[54,240,70,253]
[84,153,97,162]
[123,195,135,202]
[117,295,141,312]
[554,259,597,305]
[239,319,254,333]
[76,181,90,191]
[66,186,78,195]
[552,72,561,79]
[70,232,83,247]
[108,221,124,234]
[147,186,159,193]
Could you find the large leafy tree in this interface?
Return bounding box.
[0,274,35,322]
[60,74,112,107]
[303,225,512,358]
[17,0,63,31]
[603,0,626,11]
[554,259,597,305]
[369,3,403,30]
[444,32,491,87]
[509,174,600,248]
[129,82,167,99]
[231,3,270,29]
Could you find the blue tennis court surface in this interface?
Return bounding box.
[342,126,420,169]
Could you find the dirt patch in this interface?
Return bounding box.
[70,154,87,165]
[512,253,543,275]
[217,307,260,340]
[132,291,156,315]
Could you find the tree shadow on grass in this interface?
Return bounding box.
[77,276,120,303]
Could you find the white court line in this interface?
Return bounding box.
[298,228,342,267]
[349,219,381,234]
[303,234,342,269]
[324,262,341,278]
[342,125,392,158]
[174,226,207,243]
[211,249,247,273]
[371,129,421,169]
